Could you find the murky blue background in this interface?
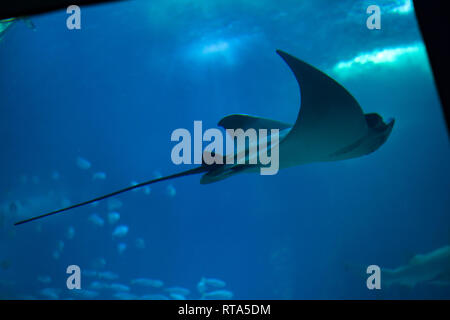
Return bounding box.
[0,0,449,299]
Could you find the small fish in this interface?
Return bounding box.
[66,226,75,240]
[91,257,106,269]
[71,289,99,299]
[135,238,146,249]
[89,281,108,290]
[143,186,151,195]
[117,242,127,255]
[166,184,176,197]
[61,198,71,208]
[37,275,52,284]
[82,270,98,277]
[52,250,60,260]
[97,271,119,281]
[112,225,129,238]
[39,288,60,300]
[201,290,233,300]
[113,292,137,300]
[205,278,226,288]
[130,181,140,192]
[88,213,104,227]
[164,287,190,296]
[170,293,186,300]
[197,278,207,293]
[57,240,64,252]
[153,170,162,179]
[107,212,120,225]
[108,283,130,292]
[130,278,163,288]
[51,171,60,180]
[197,277,226,293]
[93,172,107,180]
[140,294,169,300]
[76,156,91,170]
[107,198,123,211]
[91,201,99,207]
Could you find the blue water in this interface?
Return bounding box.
[0,0,449,299]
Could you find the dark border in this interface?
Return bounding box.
[0,300,445,318]
[413,0,450,136]
[0,0,123,20]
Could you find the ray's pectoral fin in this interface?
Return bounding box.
[276,49,369,143]
[275,49,393,163]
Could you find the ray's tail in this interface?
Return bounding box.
[14,166,207,226]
